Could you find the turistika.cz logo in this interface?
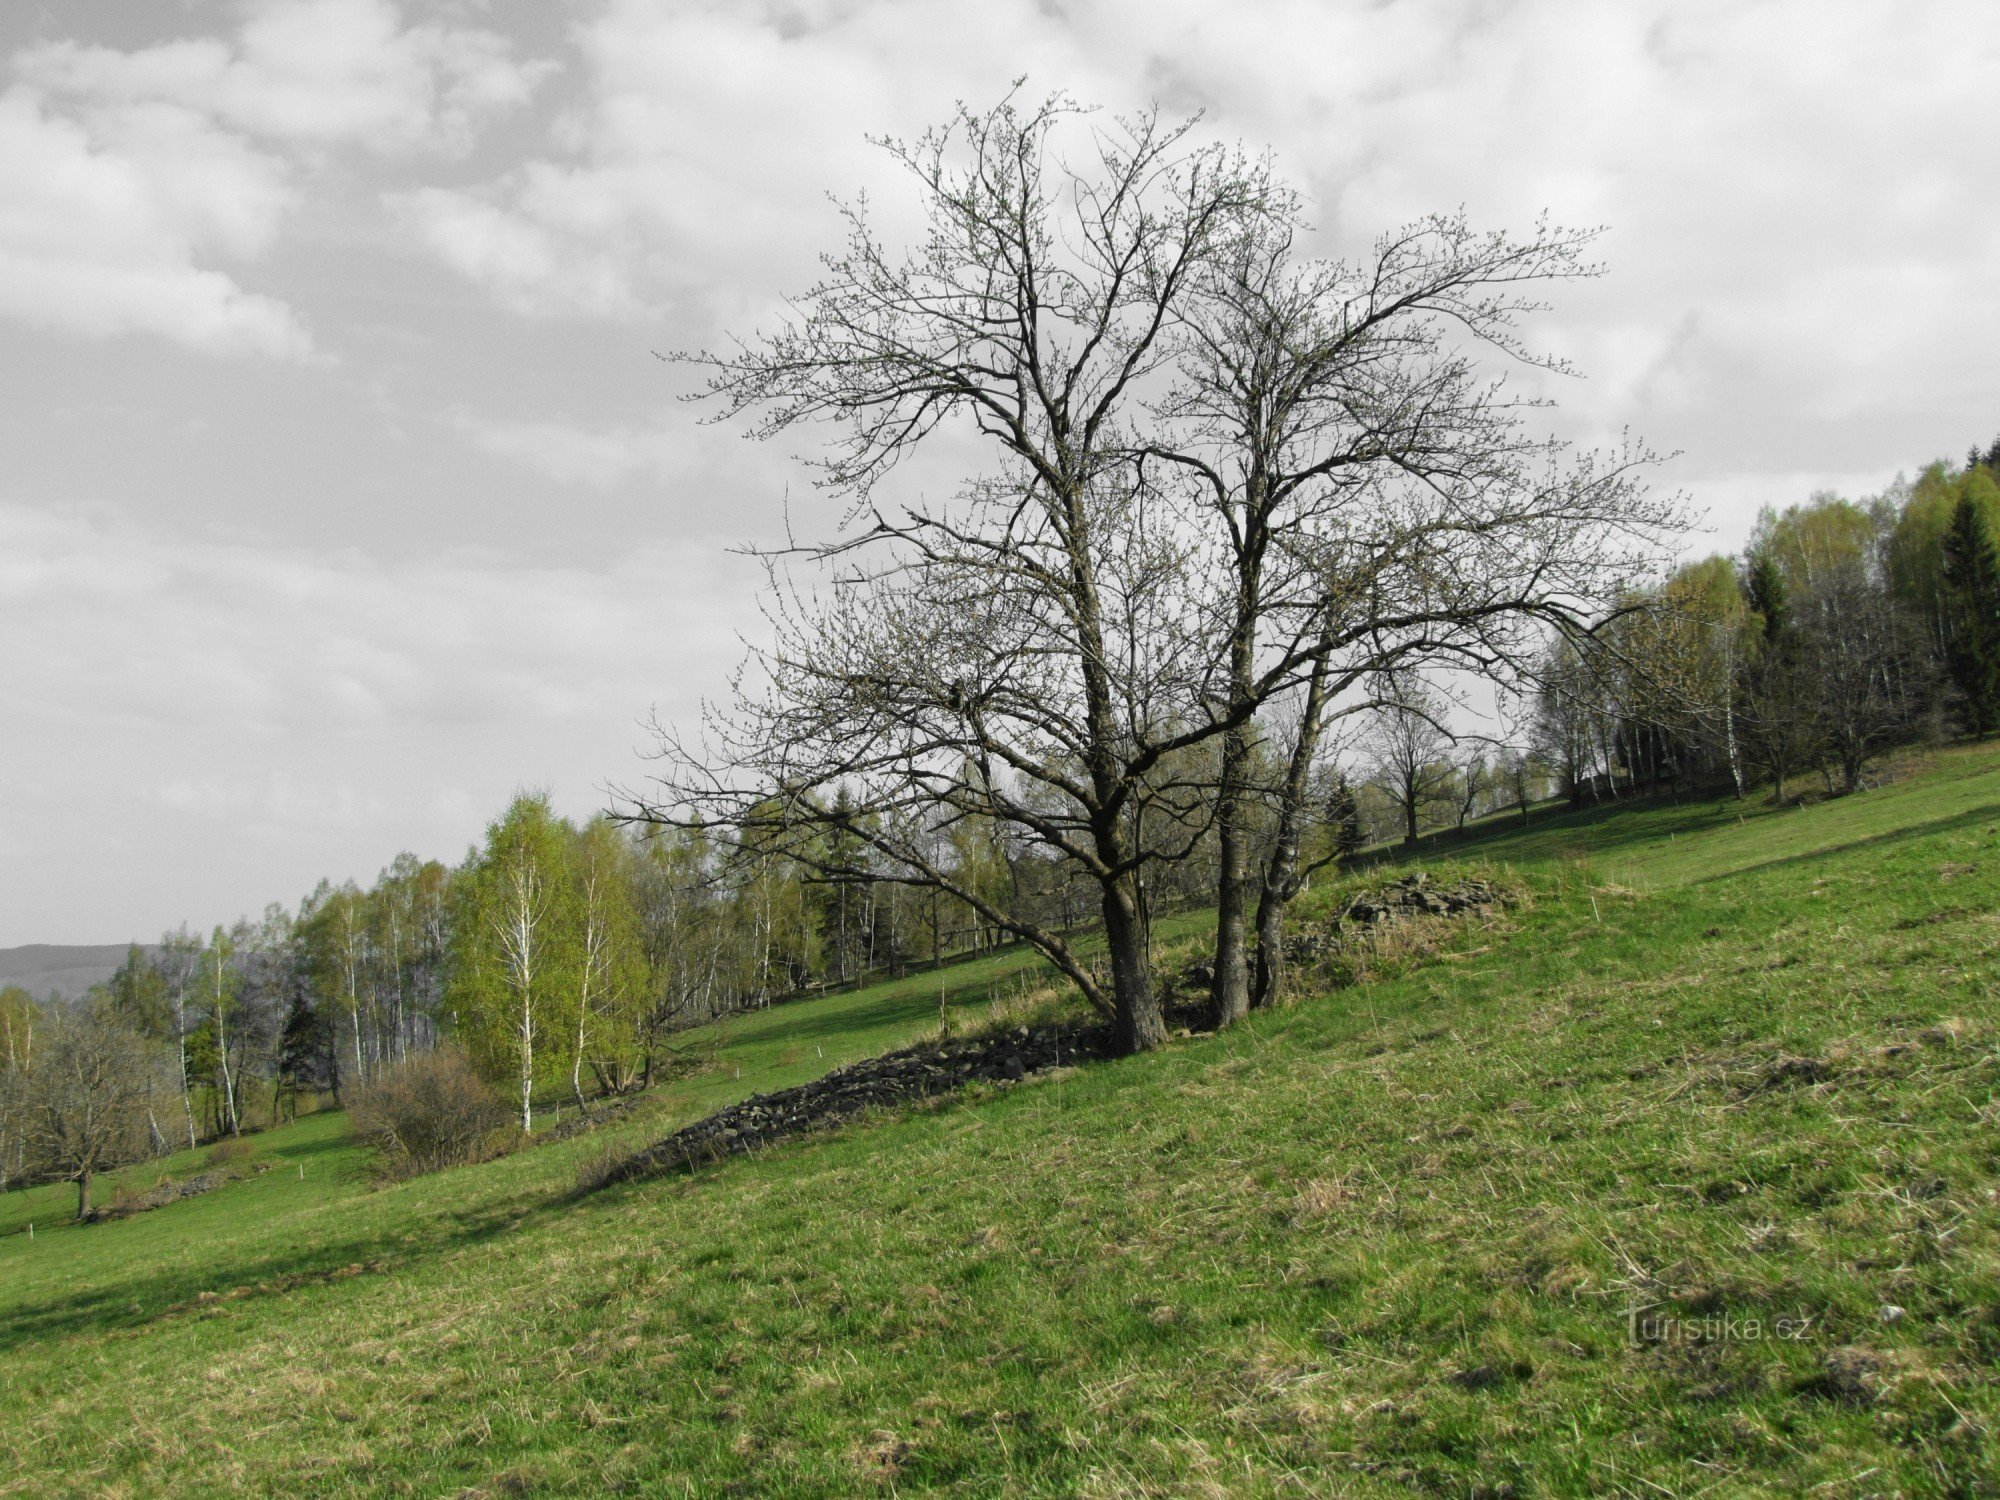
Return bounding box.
[1626,1305,1815,1346]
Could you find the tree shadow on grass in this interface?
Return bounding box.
[0,1172,606,1355]
[1690,805,2000,888]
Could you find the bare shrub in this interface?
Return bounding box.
[108,1178,147,1216]
[347,1048,516,1179]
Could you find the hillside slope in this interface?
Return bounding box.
[4,746,1999,1496]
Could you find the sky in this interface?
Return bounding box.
[3,0,1996,946]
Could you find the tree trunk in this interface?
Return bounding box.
[520,991,534,1135]
[1103,881,1165,1055]
[1251,882,1289,1011]
[214,966,240,1137]
[1250,629,1337,1009]
[75,1167,91,1221]
[1210,721,1254,1028]
[571,961,592,1116]
[174,994,197,1150]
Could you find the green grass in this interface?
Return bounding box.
[5,743,2000,1496]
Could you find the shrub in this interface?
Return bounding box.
[347,1048,516,1179]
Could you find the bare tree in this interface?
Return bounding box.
[0,986,35,1190]
[1248,653,1365,1007]
[1149,203,1669,1025]
[1495,743,1545,823]
[640,465,1224,1054]
[1364,679,1457,846]
[1799,555,1935,792]
[1451,746,1490,829]
[24,1001,161,1220]
[642,91,1674,1049]
[644,95,1283,1054]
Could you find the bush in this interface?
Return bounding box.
[347,1049,516,1179]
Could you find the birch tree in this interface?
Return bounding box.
[456,794,570,1132]
[567,818,642,1112]
[158,926,202,1147]
[205,925,241,1137]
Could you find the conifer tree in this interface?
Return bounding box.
[1942,494,2000,737]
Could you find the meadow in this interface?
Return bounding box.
[4,743,1998,1496]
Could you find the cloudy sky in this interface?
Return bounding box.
[3,0,1995,946]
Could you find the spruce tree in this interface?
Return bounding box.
[1744,548,1789,642]
[1942,495,2000,737]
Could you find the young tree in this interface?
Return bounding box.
[156,926,202,1147]
[1737,545,1820,800]
[566,818,644,1112]
[454,794,572,1132]
[1451,749,1490,829]
[315,883,370,1091]
[1495,744,1544,822]
[106,946,174,1152]
[1533,635,1612,804]
[203,925,242,1137]
[1752,497,1934,793]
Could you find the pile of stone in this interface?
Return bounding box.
[81,1164,250,1223]
[595,1023,1112,1189]
[1284,872,1502,961]
[1341,871,1499,925]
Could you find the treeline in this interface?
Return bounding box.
[0,784,1123,1207]
[1532,453,2000,805]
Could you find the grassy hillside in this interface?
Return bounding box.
[5,744,2000,1496]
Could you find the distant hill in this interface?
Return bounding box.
[0,943,153,1002]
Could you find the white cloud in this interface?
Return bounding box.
[395,184,637,317]
[15,0,554,157]
[395,0,1117,318]
[10,0,2000,941]
[0,0,554,356]
[0,88,310,357]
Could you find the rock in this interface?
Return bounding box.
[1878,1304,1906,1324]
